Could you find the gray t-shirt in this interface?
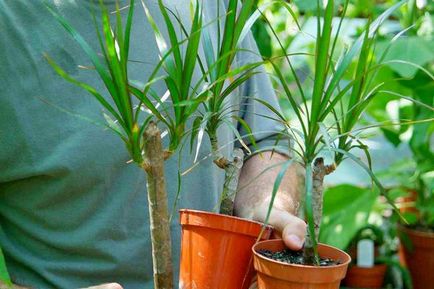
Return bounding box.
[0,1,283,288]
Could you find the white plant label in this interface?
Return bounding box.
[357,239,374,268]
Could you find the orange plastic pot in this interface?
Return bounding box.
[343,264,387,288]
[252,239,351,289]
[398,225,434,289]
[179,209,273,289]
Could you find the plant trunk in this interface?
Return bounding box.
[219,148,245,215]
[142,122,174,289]
[303,157,335,265]
[210,134,245,215]
[210,134,229,169]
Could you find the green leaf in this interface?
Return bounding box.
[128,85,167,126]
[330,148,406,224]
[45,3,122,115]
[103,113,127,142]
[202,25,217,81]
[100,4,134,130]
[123,0,135,63]
[309,0,334,131]
[258,159,294,239]
[380,127,402,147]
[157,0,183,85]
[232,115,257,151]
[190,115,203,154]
[44,54,126,130]
[181,0,203,99]
[269,61,307,136]
[375,36,434,78]
[320,184,378,250]
[193,113,210,163]
[222,119,252,154]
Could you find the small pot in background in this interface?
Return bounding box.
[343,264,387,288]
[398,224,434,289]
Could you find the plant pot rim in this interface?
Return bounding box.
[398,223,434,238]
[180,208,272,227]
[179,208,273,238]
[253,239,351,269]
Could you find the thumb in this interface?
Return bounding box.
[282,220,306,250]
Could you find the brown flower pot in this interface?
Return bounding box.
[396,190,418,267]
[179,209,273,289]
[397,190,418,214]
[343,264,387,288]
[398,225,434,289]
[252,239,351,289]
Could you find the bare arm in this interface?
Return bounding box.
[234,151,306,250]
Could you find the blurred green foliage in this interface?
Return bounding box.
[320,184,379,250]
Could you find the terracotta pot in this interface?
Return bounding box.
[179,209,273,289]
[397,190,418,214]
[252,239,351,289]
[398,225,434,289]
[343,264,387,288]
[396,190,418,267]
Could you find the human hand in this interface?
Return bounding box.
[253,202,306,250]
[234,152,306,250]
[80,283,123,289]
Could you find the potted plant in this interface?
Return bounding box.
[44,1,212,288]
[45,1,276,289]
[248,0,418,288]
[343,225,388,288]
[386,66,433,289]
[395,141,433,289]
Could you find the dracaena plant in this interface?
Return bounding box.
[255,0,433,265]
[191,0,297,215]
[149,0,271,215]
[198,0,259,215]
[45,0,208,288]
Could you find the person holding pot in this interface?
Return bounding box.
[0,1,306,289]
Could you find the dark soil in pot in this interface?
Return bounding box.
[258,248,341,266]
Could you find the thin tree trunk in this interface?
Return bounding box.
[142,122,173,289]
[303,157,335,265]
[219,148,244,215]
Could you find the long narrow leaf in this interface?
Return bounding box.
[258,159,294,240]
